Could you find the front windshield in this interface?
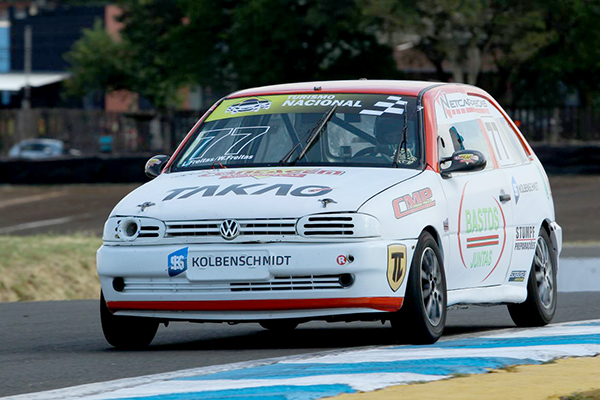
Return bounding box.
[171,93,421,171]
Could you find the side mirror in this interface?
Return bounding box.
[440,150,486,179]
[145,155,170,179]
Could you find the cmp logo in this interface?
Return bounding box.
[387,244,407,292]
[168,247,188,277]
[220,219,240,240]
[392,187,436,219]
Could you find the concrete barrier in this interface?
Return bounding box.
[1,144,599,184]
[0,155,150,184]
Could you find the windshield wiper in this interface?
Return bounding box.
[279,105,337,165]
[393,103,410,167]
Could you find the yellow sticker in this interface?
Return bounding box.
[387,244,407,292]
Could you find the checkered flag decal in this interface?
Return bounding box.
[359,96,407,116]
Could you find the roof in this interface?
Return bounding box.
[228,80,448,98]
[0,72,71,91]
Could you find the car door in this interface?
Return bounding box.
[480,113,552,282]
[432,90,515,290]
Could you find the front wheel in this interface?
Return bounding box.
[391,231,447,344]
[100,291,159,349]
[507,229,557,326]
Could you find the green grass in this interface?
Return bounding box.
[0,234,102,302]
[561,390,600,400]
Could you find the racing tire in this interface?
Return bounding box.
[507,229,557,327]
[100,291,159,349]
[391,231,447,344]
[259,319,299,331]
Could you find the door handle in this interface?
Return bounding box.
[499,194,511,202]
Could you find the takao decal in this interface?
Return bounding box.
[168,247,188,277]
[163,184,333,201]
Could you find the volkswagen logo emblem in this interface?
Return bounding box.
[220,219,240,240]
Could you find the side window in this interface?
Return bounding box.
[439,119,494,170]
[438,124,454,159]
[497,118,529,165]
[481,118,515,167]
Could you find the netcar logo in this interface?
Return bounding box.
[220,219,240,240]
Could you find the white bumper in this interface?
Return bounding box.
[97,240,417,321]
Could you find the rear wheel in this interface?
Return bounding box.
[259,319,299,331]
[508,229,557,326]
[100,291,159,349]
[391,232,446,344]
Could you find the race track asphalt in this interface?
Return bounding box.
[0,175,599,397]
[1,292,600,397]
[0,175,599,242]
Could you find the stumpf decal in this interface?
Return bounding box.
[168,247,188,277]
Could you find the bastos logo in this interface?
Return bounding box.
[392,187,436,219]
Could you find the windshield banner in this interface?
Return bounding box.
[206,94,410,121]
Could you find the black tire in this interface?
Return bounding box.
[391,231,447,344]
[508,229,557,327]
[259,319,299,331]
[100,291,159,349]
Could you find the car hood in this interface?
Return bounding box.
[111,167,422,220]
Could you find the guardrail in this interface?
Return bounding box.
[1,144,599,184]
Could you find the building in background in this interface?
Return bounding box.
[0,1,207,112]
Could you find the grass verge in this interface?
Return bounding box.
[561,390,600,400]
[0,234,102,302]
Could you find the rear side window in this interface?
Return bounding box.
[434,90,529,170]
[496,118,529,165]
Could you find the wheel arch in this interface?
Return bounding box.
[421,225,444,263]
[541,218,561,272]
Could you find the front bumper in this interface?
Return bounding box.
[97,240,417,321]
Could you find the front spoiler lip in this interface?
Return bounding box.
[107,297,404,313]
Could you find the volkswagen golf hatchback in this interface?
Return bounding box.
[97,80,561,348]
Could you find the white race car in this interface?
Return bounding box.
[97,80,561,348]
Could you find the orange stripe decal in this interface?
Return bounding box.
[107,297,404,313]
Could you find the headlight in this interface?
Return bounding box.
[297,213,381,238]
[117,217,141,241]
[103,217,166,243]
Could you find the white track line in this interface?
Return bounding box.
[0,191,68,209]
[0,213,93,234]
[3,320,598,400]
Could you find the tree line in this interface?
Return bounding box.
[65,0,600,110]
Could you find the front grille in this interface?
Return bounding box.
[122,274,349,293]
[138,225,160,238]
[300,216,355,236]
[231,275,346,291]
[165,218,297,238]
